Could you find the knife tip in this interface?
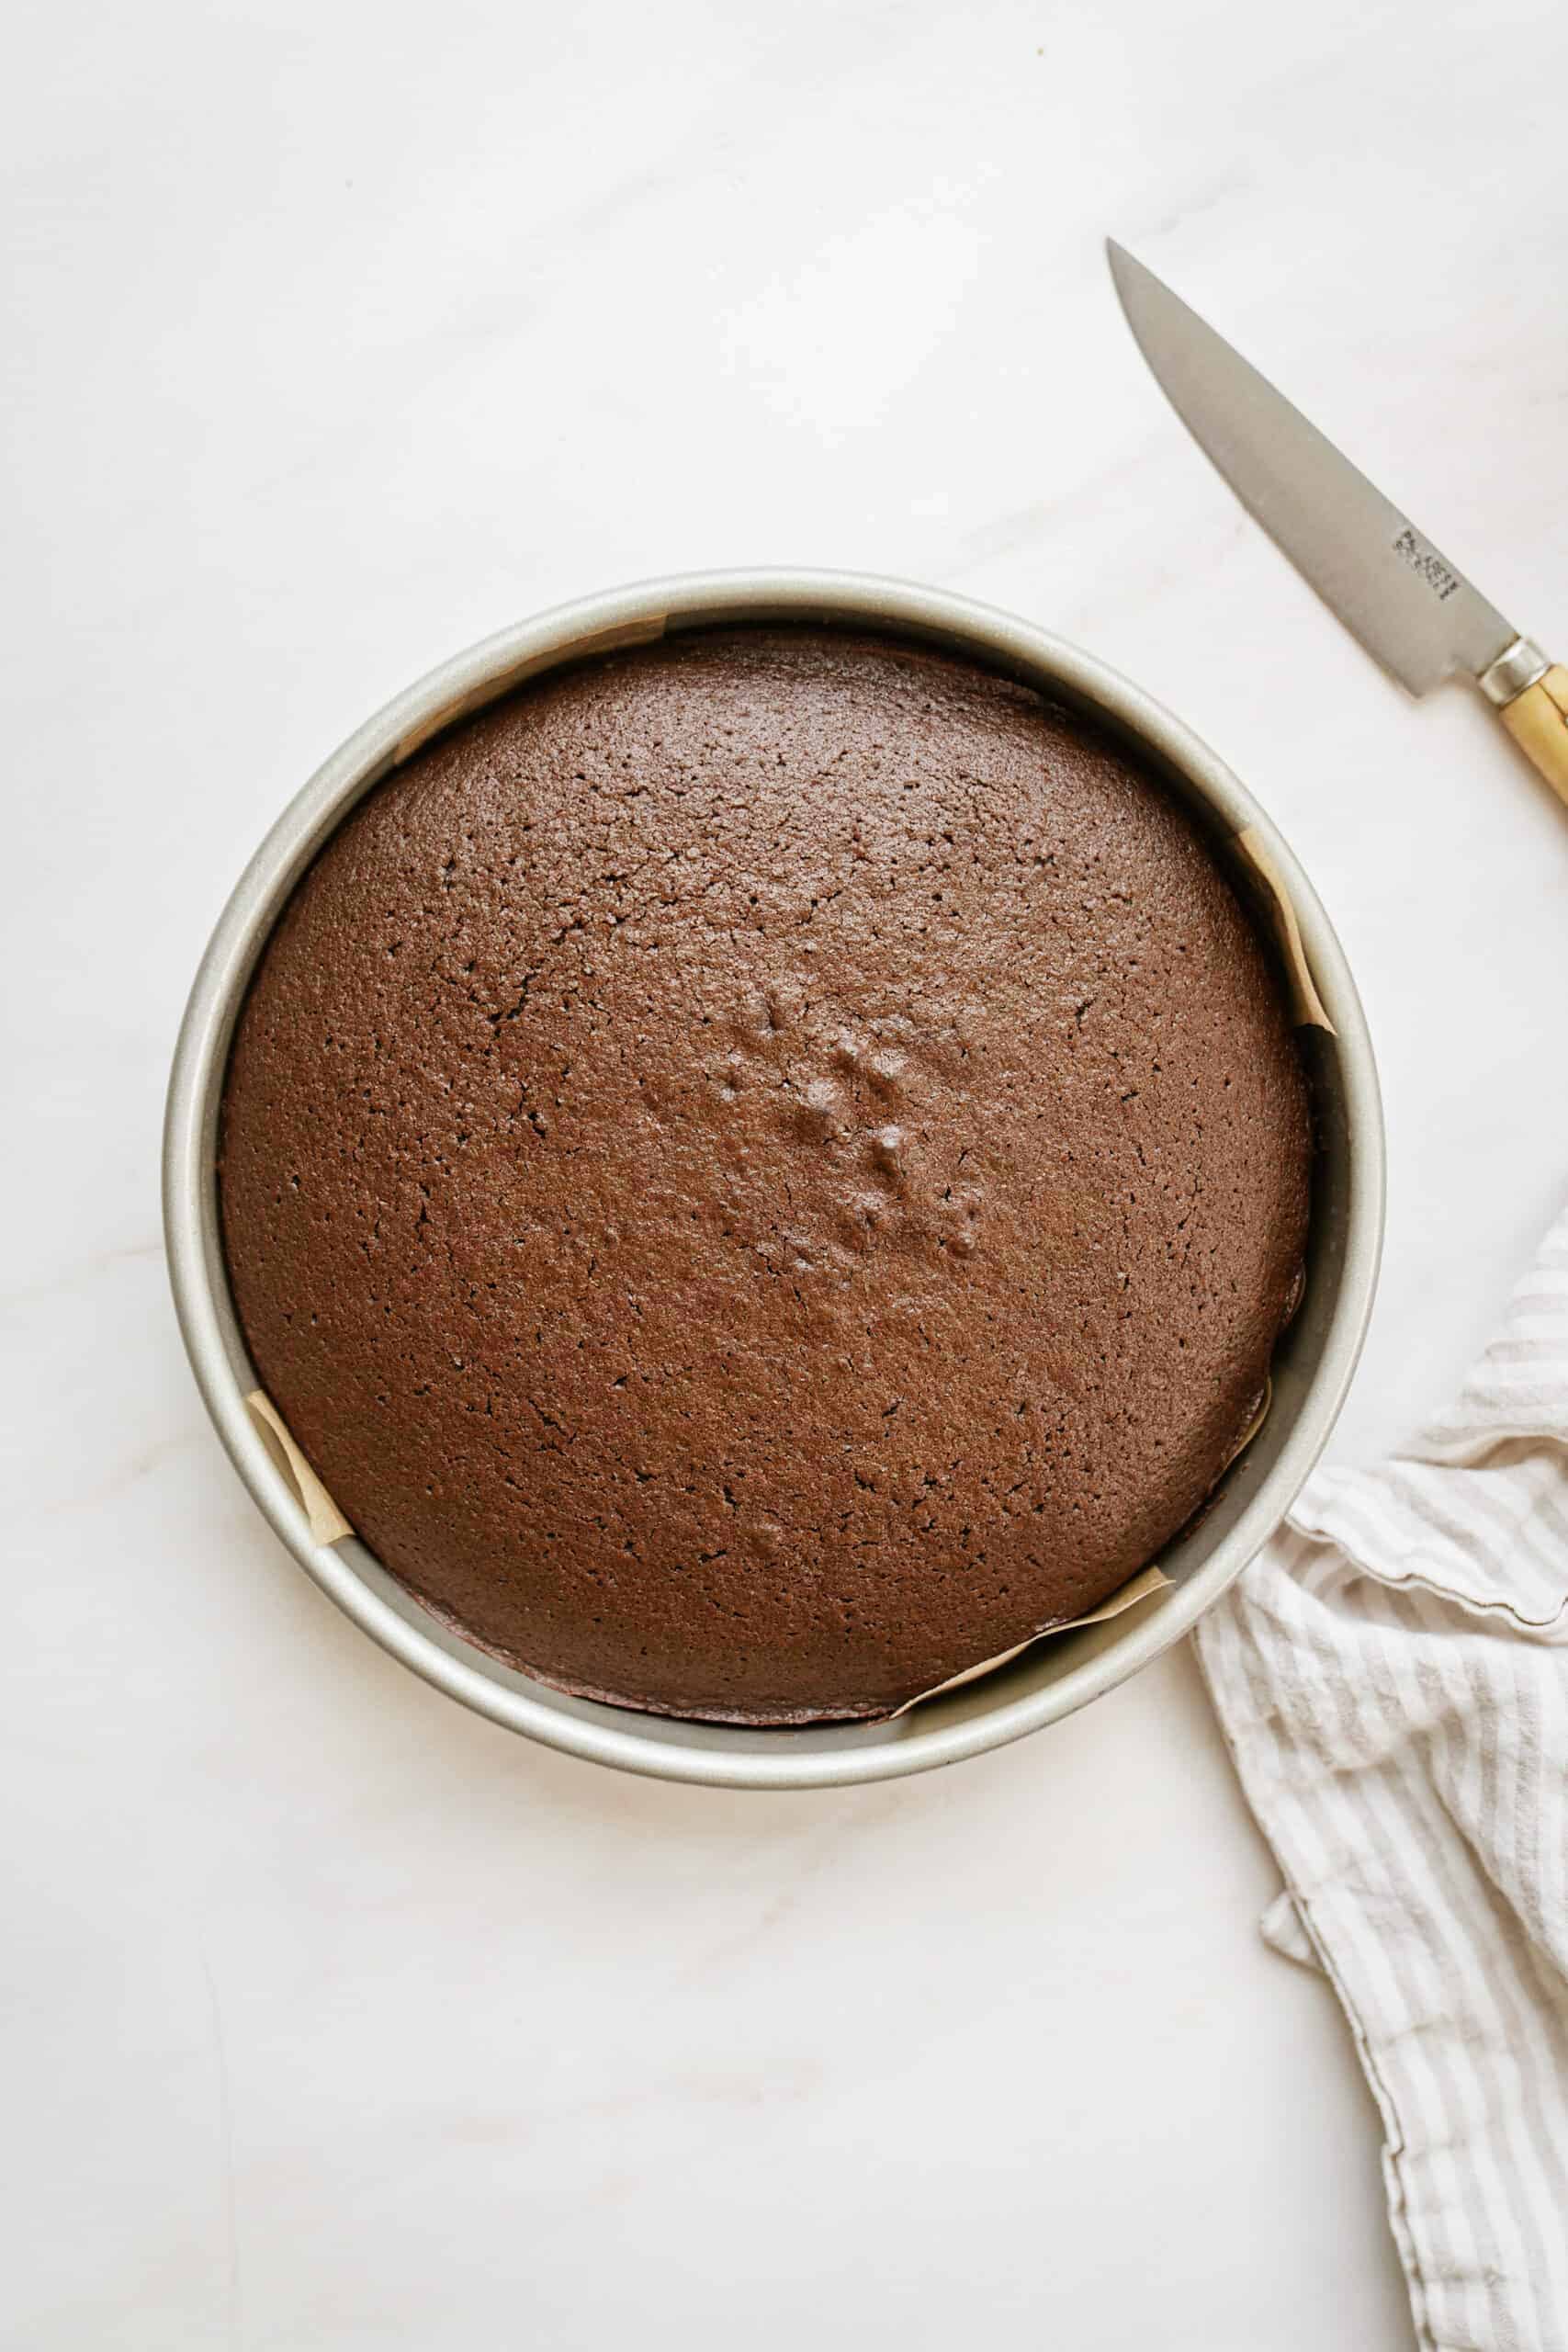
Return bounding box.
[1105,239,1144,322]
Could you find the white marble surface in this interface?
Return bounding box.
[6,1,1567,2343]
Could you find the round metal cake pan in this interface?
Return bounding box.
[164,569,1383,1790]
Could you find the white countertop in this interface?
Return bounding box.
[6,2,1566,2343]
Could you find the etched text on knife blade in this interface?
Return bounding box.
[1391,527,1461,604]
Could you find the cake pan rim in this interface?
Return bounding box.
[163,567,1384,1790]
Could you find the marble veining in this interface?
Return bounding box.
[6,0,1566,2343]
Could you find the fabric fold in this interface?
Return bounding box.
[1200,1204,1568,2352]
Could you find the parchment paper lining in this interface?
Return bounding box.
[1230,824,1336,1034]
[245,1391,353,1545]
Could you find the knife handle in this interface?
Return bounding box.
[1496,662,1568,808]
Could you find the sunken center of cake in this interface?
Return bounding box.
[219,628,1311,1724]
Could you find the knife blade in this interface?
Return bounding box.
[1106,240,1568,804]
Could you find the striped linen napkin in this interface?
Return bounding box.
[1198,1206,1568,2352]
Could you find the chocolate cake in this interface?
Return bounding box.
[219,628,1311,1723]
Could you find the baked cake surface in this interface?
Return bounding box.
[220,628,1311,1722]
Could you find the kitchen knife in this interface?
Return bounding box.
[1106,240,1568,806]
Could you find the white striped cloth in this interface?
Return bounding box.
[1198,1206,1568,2352]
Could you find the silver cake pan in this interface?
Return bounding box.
[164,569,1383,1790]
